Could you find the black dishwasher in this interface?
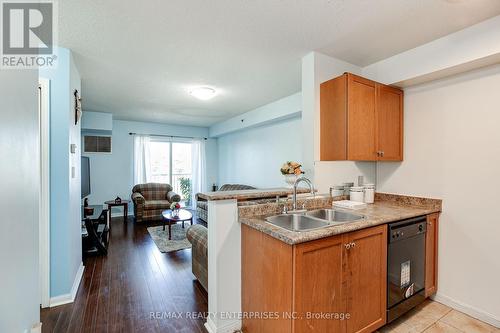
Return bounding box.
[387,216,427,323]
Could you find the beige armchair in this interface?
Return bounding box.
[186,224,207,291]
[131,183,180,223]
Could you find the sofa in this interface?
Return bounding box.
[186,224,208,291]
[131,183,181,223]
[195,184,256,222]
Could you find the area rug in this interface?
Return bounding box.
[147,224,192,253]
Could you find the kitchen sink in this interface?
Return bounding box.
[306,209,364,222]
[265,214,330,232]
[265,209,364,232]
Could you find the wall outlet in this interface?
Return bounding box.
[70,143,77,154]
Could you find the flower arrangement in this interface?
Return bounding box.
[170,202,181,210]
[280,161,304,176]
[170,202,181,217]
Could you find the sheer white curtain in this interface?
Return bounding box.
[191,139,206,207]
[133,135,151,184]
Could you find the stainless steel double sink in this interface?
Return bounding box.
[265,209,364,232]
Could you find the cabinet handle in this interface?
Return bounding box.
[345,243,351,250]
[381,151,385,157]
[351,242,356,248]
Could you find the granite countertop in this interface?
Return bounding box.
[197,187,312,201]
[239,194,442,245]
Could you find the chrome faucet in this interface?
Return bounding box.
[292,176,315,212]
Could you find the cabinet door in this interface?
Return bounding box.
[320,74,348,160]
[425,213,439,297]
[347,74,377,161]
[242,224,293,333]
[293,235,345,333]
[345,225,387,333]
[377,84,403,161]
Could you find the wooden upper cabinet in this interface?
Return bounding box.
[344,225,387,333]
[377,85,403,161]
[320,75,347,160]
[320,72,403,161]
[347,74,378,161]
[425,213,439,297]
[293,235,344,333]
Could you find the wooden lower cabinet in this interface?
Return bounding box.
[345,226,387,333]
[241,224,293,333]
[293,234,345,333]
[425,213,439,297]
[242,224,387,333]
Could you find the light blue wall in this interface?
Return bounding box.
[81,110,112,133]
[217,116,303,188]
[0,69,40,332]
[82,119,217,213]
[68,53,83,295]
[40,48,83,298]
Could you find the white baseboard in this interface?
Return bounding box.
[29,322,42,333]
[204,317,242,333]
[49,262,84,307]
[433,293,500,328]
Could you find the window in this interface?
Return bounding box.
[150,141,171,183]
[149,140,193,206]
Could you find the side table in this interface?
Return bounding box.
[105,200,130,222]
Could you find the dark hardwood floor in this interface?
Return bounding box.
[41,215,208,333]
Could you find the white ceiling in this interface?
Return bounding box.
[59,0,500,127]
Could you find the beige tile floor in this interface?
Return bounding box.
[377,300,500,333]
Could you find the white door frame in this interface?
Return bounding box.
[39,78,50,308]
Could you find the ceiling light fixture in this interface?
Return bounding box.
[189,87,217,100]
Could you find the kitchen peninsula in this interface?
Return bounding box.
[240,193,442,333]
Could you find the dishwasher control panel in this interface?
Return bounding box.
[389,216,427,243]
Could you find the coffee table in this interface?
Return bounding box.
[161,209,193,240]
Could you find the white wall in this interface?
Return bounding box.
[377,65,500,326]
[314,162,376,194]
[217,116,302,188]
[0,71,40,331]
[210,92,301,137]
[82,119,217,212]
[362,15,500,86]
[214,51,378,192]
